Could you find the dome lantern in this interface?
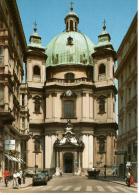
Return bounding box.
[28,22,44,49]
[64,2,79,32]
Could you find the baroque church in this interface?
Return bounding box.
[25,5,117,176]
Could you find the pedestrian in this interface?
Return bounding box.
[126,168,135,187]
[13,171,18,189]
[16,171,22,187]
[3,169,10,187]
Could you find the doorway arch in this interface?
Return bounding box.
[63,153,73,173]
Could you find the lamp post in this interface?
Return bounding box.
[104,164,107,178]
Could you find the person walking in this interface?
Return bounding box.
[126,168,135,187]
[13,171,18,189]
[17,170,22,188]
[3,169,10,187]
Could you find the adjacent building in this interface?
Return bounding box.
[115,13,137,179]
[25,6,118,176]
[0,0,28,177]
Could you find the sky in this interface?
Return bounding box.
[17,0,137,51]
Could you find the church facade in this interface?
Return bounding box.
[25,6,118,176]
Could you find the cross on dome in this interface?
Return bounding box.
[33,21,37,33]
[103,19,106,31]
[70,1,74,11]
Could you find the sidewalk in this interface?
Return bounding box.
[99,176,138,189]
[0,177,32,190]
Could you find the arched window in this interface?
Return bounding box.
[99,64,106,74]
[65,72,75,82]
[33,65,40,76]
[70,20,73,31]
[98,96,106,114]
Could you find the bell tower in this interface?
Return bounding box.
[92,20,117,170]
[64,2,79,32]
[25,23,47,87]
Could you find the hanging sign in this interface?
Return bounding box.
[4,140,15,150]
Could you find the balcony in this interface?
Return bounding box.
[45,77,93,86]
[0,105,15,123]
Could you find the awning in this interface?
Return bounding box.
[4,154,25,164]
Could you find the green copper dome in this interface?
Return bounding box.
[45,31,95,66]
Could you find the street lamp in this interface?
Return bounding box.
[104,164,107,178]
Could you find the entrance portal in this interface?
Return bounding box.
[63,153,73,173]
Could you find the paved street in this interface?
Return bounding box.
[1,175,137,193]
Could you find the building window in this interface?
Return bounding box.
[67,36,73,45]
[98,64,106,80]
[33,96,41,114]
[70,20,73,31]
[33,65,40,76]
[99,64,106,74]
[22,94,25,106]
[128,113,131,130]
[0,47,3,65]
[98,96,106,114]
[22,117,25,129]
[0,84,4,105]
[63,100,75,118]
[64,72,75,82]
[34,139,41,153]
[98,136,106,154]
[113,102,115,112]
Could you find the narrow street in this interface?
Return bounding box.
[1,175,137,193]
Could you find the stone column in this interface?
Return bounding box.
[82,134,88,169]
[56,150,59,167]
[88,134,93,169]
[60,151,63,170]
[106,135,112,166]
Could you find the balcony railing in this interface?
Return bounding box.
[46,77,93,84]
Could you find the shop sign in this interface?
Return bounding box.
[126,161,132,167]
[4,140,15,150]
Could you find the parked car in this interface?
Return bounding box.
[87,169,100,179]
[25,169,35,177]
[40,170,52,180]
[32,172,48,186]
